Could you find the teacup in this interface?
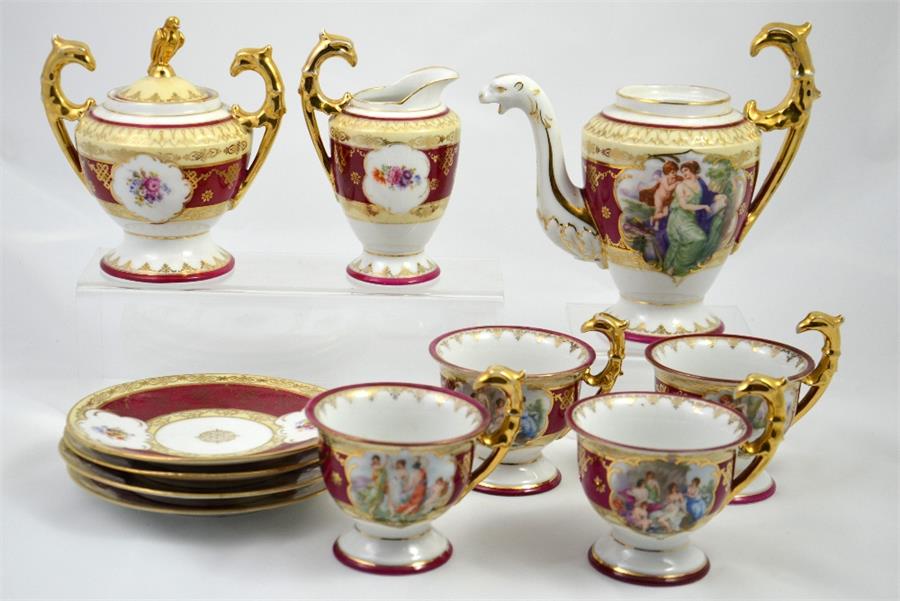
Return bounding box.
[568,375,787,585]
[305,368,524,574]
[646,311,842,503]
[429,313,627,495]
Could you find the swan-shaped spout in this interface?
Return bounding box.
[479,75,603,262]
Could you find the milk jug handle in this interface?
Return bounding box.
[41,36,96,187]
[735,22,820,248]
[298,31,357,188]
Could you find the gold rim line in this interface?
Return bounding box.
[61,448,324,500]
[617,85,731,106]
[61,436,319,481]
[65,373,323,466]
[124,230,208,241]
[67,469,326,516]
[589,546,709,581]
[474,476,558,492]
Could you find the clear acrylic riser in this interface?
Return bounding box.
[76,250,503,390]
[566,302,750,392]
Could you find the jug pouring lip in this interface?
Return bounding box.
[348,66,458,119]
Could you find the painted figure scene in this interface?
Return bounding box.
[610,460,717,534]
[441,376,549,444]
[348,451,456,522]
[616,153,745,276]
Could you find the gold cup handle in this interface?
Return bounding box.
[735,22,821,247]
[727,374,788,502]
[41,36,96,187]
[462,365,525,495]
[580,312,628,391]
[794,311,844,422]
[229,45,286,208]
[298,31,358,187]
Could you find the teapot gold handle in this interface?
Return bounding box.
[735,22,821,248]
[229,45,286,209]
[580,312,628,391]
[41,36,96,187]
[299,31,358,187]
[727,374,788,503]
[794,311,843,423]
[462,365,525,496]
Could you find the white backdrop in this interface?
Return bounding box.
[1,2,897,599]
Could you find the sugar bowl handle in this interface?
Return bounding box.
[794,311,843,422]
[736,22,820,247]
[299,31,358,187]
[727,374,788,502]
[229,45,286,208]
[580,312,628,391]
[40,36,96,187]
[463,365,525,495]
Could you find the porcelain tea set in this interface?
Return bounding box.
[46,18,845,585]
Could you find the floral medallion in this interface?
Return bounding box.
[78,409,151,450]
[362,144,430,214]
[110,154,191,223]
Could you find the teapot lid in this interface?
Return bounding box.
[98,17,226,120]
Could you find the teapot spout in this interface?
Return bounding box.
[351,66,458,114]
[479,74,603,262]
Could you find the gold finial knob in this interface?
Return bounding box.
[148,16,184,77]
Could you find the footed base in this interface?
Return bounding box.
[333,523,452,575]
[731,470,776,505]
[474,454,561,496]
[604,297,724,344]
[588,535,709,586]
[100,232,234,285]
[346,251,440,287]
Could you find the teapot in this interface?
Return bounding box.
[300,32,460,287]
[479,22,819,341]
[41,17,285,284]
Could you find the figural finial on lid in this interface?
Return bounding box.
[148,16,184,77]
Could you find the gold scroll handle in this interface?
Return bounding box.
[229,45,286,208]
[41,36,96,186]
[726,374,787,503]
[735,21,821,248]
[580,312,628,391]
[462,365,525,496]
[299,31,358,187]
[794,311,843,423]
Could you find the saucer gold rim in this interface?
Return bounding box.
[66,373,324,466]
[61,435,319,481]
[60,442,323,500]
[67,469,327,516]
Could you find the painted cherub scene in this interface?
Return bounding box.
[348,451,456,522]
[616,153,745,277]
[610,461,717,534]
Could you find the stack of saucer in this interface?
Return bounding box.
[60,374,326,516]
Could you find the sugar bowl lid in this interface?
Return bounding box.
[99,17,226,119]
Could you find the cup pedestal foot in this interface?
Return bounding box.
[346,251,440,287]
[474,453,561,496]
[604,297,723,344]
[100,232,234,285]
[333,522,452,575]
[731,469,776,504]
[588,534,709,586]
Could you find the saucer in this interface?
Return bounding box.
[66,374,323,465]
[67,470,327,516]
[60,441,322,502]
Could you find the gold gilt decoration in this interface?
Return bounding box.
[582,116,760,163]
[348,256,437,278]
[441,146,458,175]
[537,210,605,262]
[87,162,112,190]
[99,200,229,222]
[350,172,361,185]
[330,112,461,150]
[630,316,723,339]
[604,243,730,275]
[201,190,214,203]
[586,163,614,192]
[338,195,448,224]
[103,251,232,277]
[148,16,184,78]
[76,116,250,166]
